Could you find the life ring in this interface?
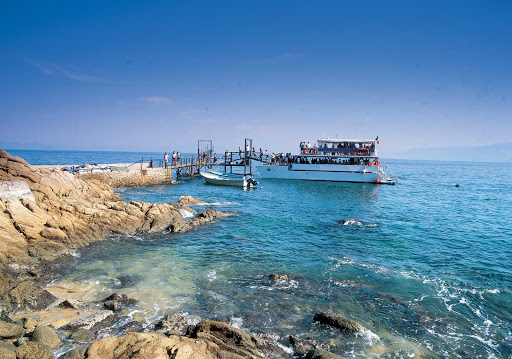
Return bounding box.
[373,159,381,166]
[303,148,318,155]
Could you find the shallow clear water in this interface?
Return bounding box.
[52,159,512,358]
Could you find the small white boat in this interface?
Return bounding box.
[200,170,258,187]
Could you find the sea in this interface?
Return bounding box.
[7,149,512,358]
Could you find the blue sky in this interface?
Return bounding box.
[1,1,511,154]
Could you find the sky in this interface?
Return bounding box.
[1,0,511,155]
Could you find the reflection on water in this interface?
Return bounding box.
[53,160,512,358]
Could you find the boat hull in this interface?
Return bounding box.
[200,172,248,187]
[256,164,393,184]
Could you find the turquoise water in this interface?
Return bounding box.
[50,158,512,358]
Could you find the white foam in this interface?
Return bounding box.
[179,209,194,218]
[229,317,244,329]
[197,201,240,206]
[207,270,217,281]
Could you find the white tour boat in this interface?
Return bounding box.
[200,170,258,188]
[256,138,395,184]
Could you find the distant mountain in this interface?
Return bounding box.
[385,142,512,163]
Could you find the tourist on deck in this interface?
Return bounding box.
[164,152,169,168]
[306,141,310,148]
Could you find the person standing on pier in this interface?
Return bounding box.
[213,153,217,163]
[172,151,177,165]
[238,146,242,157]
[164,152,169,168]
[177,152,181,164]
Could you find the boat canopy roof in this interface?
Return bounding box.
[318,138,375,144]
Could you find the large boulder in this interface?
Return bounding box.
[178,195,203,205]
[313,312,365,333]
[15,342,54,359]
[85,332,212,359]
[31,325,61,348]
[6,281,57,312]
[62,311,115,333]
[306,349,344,359]
[189,320,284,358]
[69,328,95,342]
[0,341,16,359]
[0,320,24,339]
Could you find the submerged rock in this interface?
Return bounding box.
[69,328,95,342]
[269,273,289,282]
[338,219,363,226]
[313,312,365,333]
[114,274,133,287]
[306,348,344,359]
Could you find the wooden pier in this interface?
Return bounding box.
[142,138,265,181]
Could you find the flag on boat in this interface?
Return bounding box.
[375,136,379,144]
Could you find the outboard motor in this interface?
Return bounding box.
[247,177,258,187]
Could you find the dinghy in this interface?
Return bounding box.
[200,170,258,188]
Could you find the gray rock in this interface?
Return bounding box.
[69,328,95,342]
[313,312,365,333]
[338,219,363,226]
[269,273,288,282]
[143,312,190,335]
[0,341,16,359]
[31,325,61,348]
[16,342,53,359]
[306,348,344,359]
[257,331,281,341]
[0,320,25,339]
[289,335,332,355]
[15,336,29,346]
[59,299,86,309]
[115,275,133,287]
[104,300,119,311]
[62,311,115,333]
[119,320,143,333]
[7,281,57,312]
[103,292,136,305]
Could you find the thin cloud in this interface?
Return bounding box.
[142,96,172,105]
[28,60,114,83]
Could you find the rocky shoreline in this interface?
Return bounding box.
[0,149,354,358]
